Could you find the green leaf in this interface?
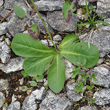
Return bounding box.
[36,75,44,81]
[14,5,25,18]
[60,42,99,68]
[48,53,65,93]
[59,34,79,49]
[11,33,55,57]
[62,2,76,22]
[22,86,28,91]
[77,22,91,26]
[28,24,40,39]
[23,55,53,77]
[94,20,110,26]
[30,81,37,86]
[89,4,93,10]
[86,85,90,90]
[21,71,28,78]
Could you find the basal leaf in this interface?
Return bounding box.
[23,55,54,77]
[28,24,40,39]
[62,2,76,23]
[59,34,79,49]
[11,33,55,57]
[60,42,99,68]
[48,53,65,93]
[14,5,25,18]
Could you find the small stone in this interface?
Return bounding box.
[19,78,24,85]
[53,35,62,41]
[12,94,17,103]
[93,89,110,105]
[0,92,5,108]
[34,0,64,11]
[65,59,75,80]
[97,58,104,65]
[78,0,89,6]
[78,106,98,110]
[40,40,58,47]
[0,57,24,73]
[0,36,3,41]
[7,101,20,110]
[47,11,79,32]
[39,90,73,110]
[5,38,11,45]
[0,79,9,91]
[92,66,110,88]
[104,18,110,24]
[21,87,46,110]
[0,22,8,36]
[66,83,86,102]
[0,0,3,7]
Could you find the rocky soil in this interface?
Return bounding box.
[0,0,110,110]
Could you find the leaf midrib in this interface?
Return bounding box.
[13,42,53,53]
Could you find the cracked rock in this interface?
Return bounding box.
[93,89,110,105]
[47,11,79,32]
[78,106,98,110]
[31,13,54,34]
[7,101,20,110]
[0,57,24,73]
[0,79,9,91]
[66,83,86,102]
[0,22,8,36]
[0,92,5,108]
[0,41,10,63]
[79,26,110,57]
[96,0,110,18]
[92,66,110,88]
[34,0,64,11]
[65,59,75,80]
[21,87,46,110]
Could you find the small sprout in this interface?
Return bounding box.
[22,86,28,91]
[30,81,37,86]
[27,89,32,95]
[28,24,40,39]
[62,2,76,23]
[89,4,94,10]
[21,71,28,78]
[36,75,44,81]
[14,5,25,18]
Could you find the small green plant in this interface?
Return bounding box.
[63,0,110,28]
[71,60,97,104]
[30,81,37,86]
[12,0,99,93]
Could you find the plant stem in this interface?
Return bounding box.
[30,0,56,49]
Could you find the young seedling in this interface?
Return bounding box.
[12,0,99,93]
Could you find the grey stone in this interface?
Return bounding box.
[40,40,58,47]
[7,101,20,110]
[0,41,10,63]
[0,57,24,73]
[78,0,89,6]
[0,22,8,36]
[5,38,11,45]
[93,89,110,105]
[0,79,9,91]
[0,0,3,7]
[53,35,62,41]
[96,0,110,18]
[31,13,54,34]
[78,106,98,110]
[47,11,79,32]
[92,66,110,88]
[21,87,46,110]
[34,0,64,11]
[0,9,12,21]
[66,83,85,102]
[39,90,73,110]
[0,92,5,108]
[7,15,30,37]
[64,59,75,80]
[104,18,110,24]
[79,26,110,57]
